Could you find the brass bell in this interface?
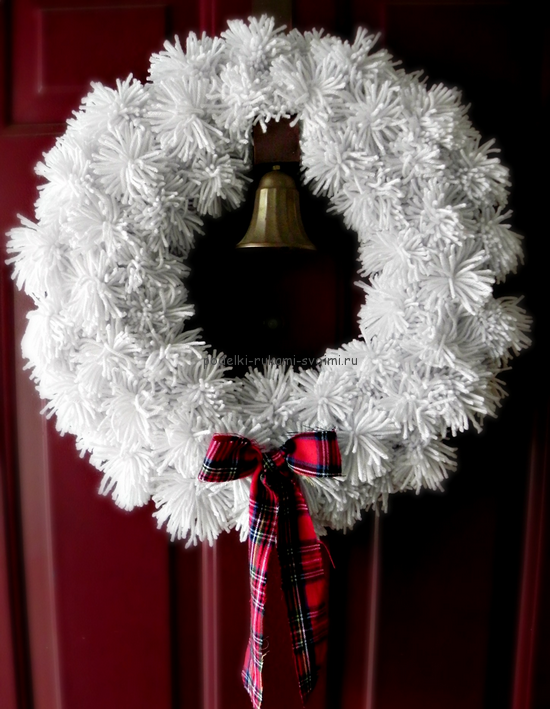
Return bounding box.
[236,168,316,250]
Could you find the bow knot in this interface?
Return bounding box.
[199,431,341,709]
[264,448,286,472]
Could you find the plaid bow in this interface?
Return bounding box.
[199,431,341,709]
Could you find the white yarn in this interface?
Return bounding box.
[7,17,530,545]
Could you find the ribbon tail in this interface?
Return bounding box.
[277,476,329,704]
[242,471,279,709]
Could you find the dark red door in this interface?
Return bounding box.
[1,2,548,709]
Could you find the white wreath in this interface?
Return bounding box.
[7,16,530,544]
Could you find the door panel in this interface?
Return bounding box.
[1,3,218,708]
[13,0,178,124]
[1,2,548,709]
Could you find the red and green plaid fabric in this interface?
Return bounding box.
[199,431,341,709]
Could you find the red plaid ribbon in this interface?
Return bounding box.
[199,431,341,709]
